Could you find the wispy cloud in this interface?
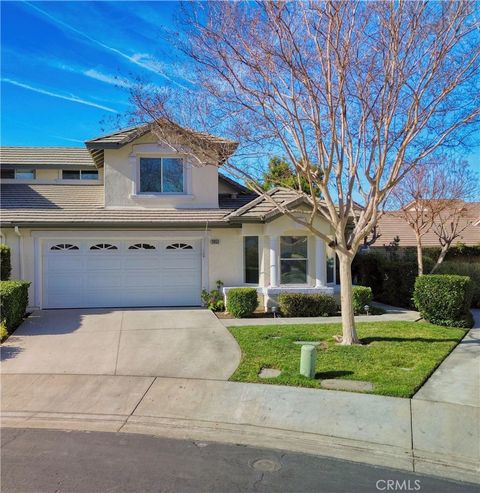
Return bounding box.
[25,2,190,90]
[2,78,118,113]
[83,69,133,88]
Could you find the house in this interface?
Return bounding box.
[369,203,480,250]
[0,123,336,311]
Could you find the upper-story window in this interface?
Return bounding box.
[62,170,98,180]
[1,168,35,179]
[139,157,184,193]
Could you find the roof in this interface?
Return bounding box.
[0,147,95,168]
[372,203,480,247]
[218,173,251,194]
[0,184,251,228]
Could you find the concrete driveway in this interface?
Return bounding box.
[0,308,241,380]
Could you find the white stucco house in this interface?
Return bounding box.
[0,123,336,311]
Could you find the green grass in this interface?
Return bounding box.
[228,321,466,398]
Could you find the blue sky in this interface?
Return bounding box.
[1,1,187,146]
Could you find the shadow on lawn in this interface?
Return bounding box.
[315,370,353,380]
[361,336,461,344]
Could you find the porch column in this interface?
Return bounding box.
[315,236,327,287]
[269,236,279,287]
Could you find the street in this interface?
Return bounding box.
[1,428,476,493]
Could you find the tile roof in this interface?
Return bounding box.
[0,147,95,168]
[0,184,252,227]
[373,204,480,247]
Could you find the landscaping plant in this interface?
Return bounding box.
[352,286,372,315]
[278,293,337,318]
[226,288,258,318]
[436,261,480,308]
[0,280,30,333]
[201,280,225,312]
[413,275,473,328]
[0,244,11,280]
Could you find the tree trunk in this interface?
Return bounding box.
[337,253,360,345]
[431,243,450,273]
[415,232,424,276]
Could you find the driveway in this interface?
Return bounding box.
[0,308,241,380]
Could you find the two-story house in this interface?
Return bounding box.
[0,123,336,311]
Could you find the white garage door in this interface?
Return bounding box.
[43,239,202,308]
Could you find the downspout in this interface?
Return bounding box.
[14,226,24,279]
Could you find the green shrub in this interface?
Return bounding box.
[0,244,11,280]
[0,321,7,341]
[0,280,31,333]
[352,286,372,314]
[436,262,480,308]
[201,280,225,312]
[226,288,258,318]
[278,293,338,317]
[413,275,473,328]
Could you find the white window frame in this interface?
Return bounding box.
[136,156,186,195]
[243,236,260,285]
[279,236,309,286]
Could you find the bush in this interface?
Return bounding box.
[1,244,11,280]
[226,288,258,318]
[0,321,7,341]
[278,293,338,317]
[201,280,225,312]
[436,262,480,308]
[352,252,434,308]
[0,280,30,333]
[413,275,473,328]
[352,286,372,314]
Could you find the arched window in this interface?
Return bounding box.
[128,243,156,250]
[90,243,118,250]
[166,242,193,250]
[50,243,79,251]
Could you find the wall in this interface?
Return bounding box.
[104,132,220,209]
[1,168,104,185]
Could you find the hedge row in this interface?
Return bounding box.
[226,288,258,318]
[413,275,473,328]
[1,244,11,280]
[0,280,30,333]
[278,293,337,317]
[435,261,480,308]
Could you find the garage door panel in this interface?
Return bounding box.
[44,239,202,308]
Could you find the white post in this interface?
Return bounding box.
[269,236,279,287]
[315,236,327,287]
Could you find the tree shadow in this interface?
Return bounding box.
[362,336,461,344]
[0,346,23,361]
[315,370,353,380]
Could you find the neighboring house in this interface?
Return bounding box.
[0,123,336,311]
[369,202,480,249]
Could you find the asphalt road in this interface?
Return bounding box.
[1,428,477,493]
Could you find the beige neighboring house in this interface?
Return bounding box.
[371,202,480,249]
[0,123,337,311]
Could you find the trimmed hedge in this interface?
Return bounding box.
[1,244,11,280]
[0,280,31,333]
[278,293,337,317]
[413,275,473,328]
[226,288,258,318]
[352,286,372,314]
[436,262,480,308]
[352,252,434,308]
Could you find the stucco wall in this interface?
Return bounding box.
[104,132,220,209]
[1,168,104,185]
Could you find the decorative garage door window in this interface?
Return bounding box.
[166,242,193,250]
[128,243,156,250]
[90,243,118,250]
[50,243,79,251]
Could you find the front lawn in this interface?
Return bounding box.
[228,321,465,398]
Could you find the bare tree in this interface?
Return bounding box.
[392,158,477,275]
[131,1,480,344]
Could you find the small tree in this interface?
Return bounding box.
[131,1,480,345]
[392,158,477,275]
[262,157,318,194]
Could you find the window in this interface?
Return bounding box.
[166,243,193,250]
[244,236,259,284]
[326,255,335,284]
[62,170,98,180]
[50,243,79,251]
[90,243,118,250]
[139,157,184,193]
[128,243,156,250]
[280,236,308,284]
[1,169,35,179]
